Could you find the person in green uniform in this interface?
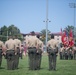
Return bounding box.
[5,36,16,70]
[47,34,58,71]
[27,31,38,70]
[13,35,21,69]
[0,40,5,68]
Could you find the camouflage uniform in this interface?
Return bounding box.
[36,39,43,70]
[14,38,21,69]
[64,47,69,60]
[27,33,38,70]
[47,34,58,71]
[0,40,4,68]
[59,46,63,60]
[68,47,73,60]
[5,38,16,70]
[73,45,76,60]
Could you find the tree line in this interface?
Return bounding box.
[0,24,76,43]
[0,25,22,42]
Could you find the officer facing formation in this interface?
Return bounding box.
[68,47,73,60]
[13,35,21,69]
[27,31,39,70]
[59,44,64,60]
[0,40,5,68]
[64,45,69,60]
[5,36,16,70]
[47,34,58,71]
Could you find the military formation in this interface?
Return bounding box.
[0,31,76,71]
[59,43,76,60]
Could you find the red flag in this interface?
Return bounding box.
[69,29,74,47]
[61,29,69,46]
[69,29,73,37]
[61,28,65,42]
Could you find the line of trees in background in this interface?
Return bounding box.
[0,25,76,43]
[0,25,22,42]
[64,25,76,40]
[40,25,76,44]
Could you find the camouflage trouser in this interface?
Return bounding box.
[36,49,42,70]
[48,53,57,70]
[28,47,37,70]
[6,50,15,70]
[0,49,2,67]
[68,51,73,60]
[59,52,63,59]
[14,48,20,69]
[64,51,68,60]
[47,48,57,70]
[48,49,57,70]
[20,49,24,59]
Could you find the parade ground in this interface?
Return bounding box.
[0,53,76,75]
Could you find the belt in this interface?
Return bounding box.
[28,47,36,49]
[0,49,2,50]
[6,50,15,52]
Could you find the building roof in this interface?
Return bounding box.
[21,32,62,36]
[51,32,61,36]
[21,32,40,36]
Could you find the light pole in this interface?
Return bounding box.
[43,0,51,50]
[69,3,76,38]
[7,30,8,40]
[46,0,48,47]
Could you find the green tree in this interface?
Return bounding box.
[64,25,76,40]
[0,25,22,42]
[64,25,74,33]
[8,25,20,36]
[0,25,7,42]
[40,29,51,44]
[64,25,74,36]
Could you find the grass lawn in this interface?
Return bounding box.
[0,53,76,75]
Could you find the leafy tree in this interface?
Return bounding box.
[64,25,74,33]
[64,25,75,36]
[0,25,22,42]
[8,25,20,36]
[40,29,51,44]
[64,25,76,40]
[0,25,7,42]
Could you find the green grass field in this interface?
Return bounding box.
[0,53,76,75]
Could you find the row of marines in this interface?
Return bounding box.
[24,32,58,71]
[0,35,22,70]
[0,33,44,70]
[59,44,76,60]
[0,32,59,71]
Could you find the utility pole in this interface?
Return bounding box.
[69,3,76,38]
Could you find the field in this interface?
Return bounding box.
[0,53,76,75]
